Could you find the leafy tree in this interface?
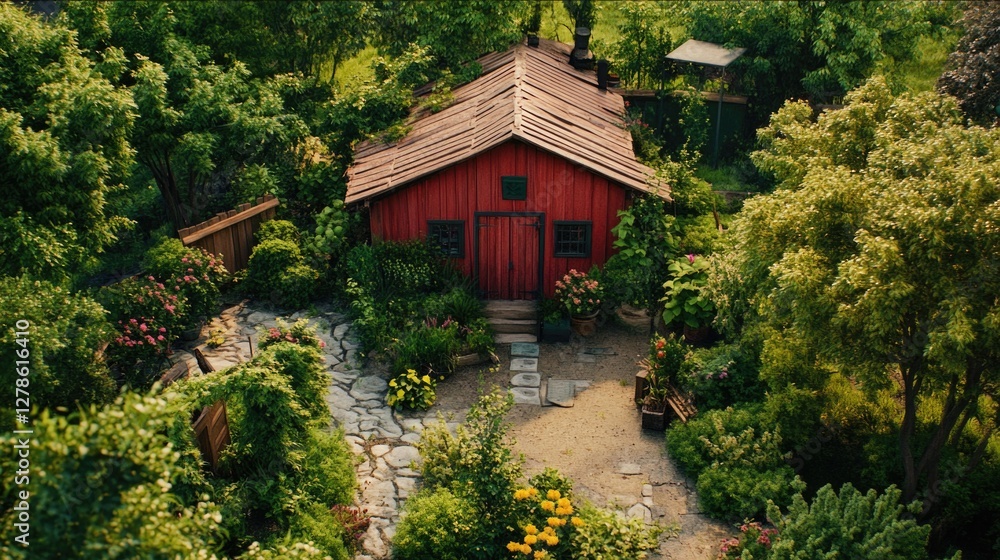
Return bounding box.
[764,484,948,559]
[0,3,134,279]
[370,0,530,71]
[938,1,1000,126]
[712,77,1000,505]
[605,2,673,90]
[169,1,371,81]
[680,1,932,128]
[563,0,596,31]
[62,1,311,230]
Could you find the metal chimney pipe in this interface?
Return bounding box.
[597,59,609,90]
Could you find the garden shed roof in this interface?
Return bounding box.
[346,38,667,204]
[665,39,747,68]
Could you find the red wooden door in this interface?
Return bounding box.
[476,214,542,299]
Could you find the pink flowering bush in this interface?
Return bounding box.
[717,520,778,559]
[258,318,327,352]
[554,269,604,316]
[144,238,229,327]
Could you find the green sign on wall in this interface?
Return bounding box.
[501,176,527,200]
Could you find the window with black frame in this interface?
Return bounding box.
[427,221,464,257]
[553,221,591,257]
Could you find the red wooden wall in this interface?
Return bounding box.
[368,140,630,299]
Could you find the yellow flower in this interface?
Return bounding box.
[389,379,397,387]
[507,542,521,552]
[527,488,539,498]
[524,534,537,545]
[547,517,566,528]
[555,506,573,516]
[397,389,405,398]
[571,516,585,527]
[546,535,559,546]
[540,500,555,512]
[521,543,532,554]
[524,524,539,535]
[543,526,555,535]
[514,489,530,501]
[546,489,561,501]
[422,374,431,384]
[557,497,571,508]
[534,552,547,560]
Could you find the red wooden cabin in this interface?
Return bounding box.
[346,39,669,300]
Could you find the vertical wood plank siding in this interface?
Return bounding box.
[370,141,627,298]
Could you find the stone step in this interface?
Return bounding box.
[495,333,538,344]
[484,300,538,321]
[487,318,538,334]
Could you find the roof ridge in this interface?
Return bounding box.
[512,44,525,135]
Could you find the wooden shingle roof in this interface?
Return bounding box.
[345,39,668,204]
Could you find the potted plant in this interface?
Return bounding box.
[555,269,604,337]
[661,254,715,344]
[637,334,686,431]
[539,297,571,343]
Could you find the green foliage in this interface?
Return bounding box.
[938,2,1000,125]
[387,369,438,411]
[0,392,219,559]
[0,276,116,411]
[256,220,302,245]
[528,467,575,500]
[604,194,678,309]
[681,1,934,128]
[661,254,715,328]
[246,239,318,309]
[0,4,134,280]
[393,487,482,560]
[423,286,485,326]
[563,0,596,30]
[680,343,765,410]
[391,321,462,377]
[302,201,352,262]
[371,0,530,72]
[571,504,667,560]
[255,322,330,423]
[287,501,351,560]
[417,390,523,556]
[765,484,945,560]
[667,404,800,520]
[720,76,1000,504]
[143,237,229,324]
[605,2,673,90]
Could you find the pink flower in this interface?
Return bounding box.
[573,298,581,305]
[319,341,326,348]
[139,323,148,332]
[157,335,165,341]
[148,275,155,281]
[159,327,166,333]
[687,254,696,264]
[181,257,189,263]
[175,285,181,291]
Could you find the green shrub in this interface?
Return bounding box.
[667,405,800,520]
[391,320,462,377]
[418,391,523,554]
[246,239,318,309]
[288,501,351,560]
[571,504,667,560]
[764,484,945,560]
[528,467,574,500]
[0,276,116,412]
[299,428,358,511]
[424,287,484,326]
[237,541,332,559]
[143,237,229,324]
[260,335,330,422]
[393,487,482,560]
[697,464,800,521]
[387,368,438,411]
[256,219,302,245]
[680,343,766,410]
[279,264,319,308]
[0,392,219,559]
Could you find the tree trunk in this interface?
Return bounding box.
[141,153,190,231]
[900,363,920,503]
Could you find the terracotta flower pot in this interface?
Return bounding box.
[570,311,599,337]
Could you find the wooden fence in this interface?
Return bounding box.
[191,400,231,474]
[178,194,280,273]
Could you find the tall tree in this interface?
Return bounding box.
[712,77,1000,505]
[0,3,134,279]
[370,0,530,71]
[938,1,1000,126]
[681,1,934,129]
[62,1,311,230]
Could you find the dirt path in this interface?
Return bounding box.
[433,321,734,560]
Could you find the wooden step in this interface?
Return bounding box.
[487,318,538,334]
[484,300,538,321]
[495,333,538,344]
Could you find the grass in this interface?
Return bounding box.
[695,164,752,192]
[895,31,960,93]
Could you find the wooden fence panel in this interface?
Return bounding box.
[192,400,231,473]
[178,194,280,273]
